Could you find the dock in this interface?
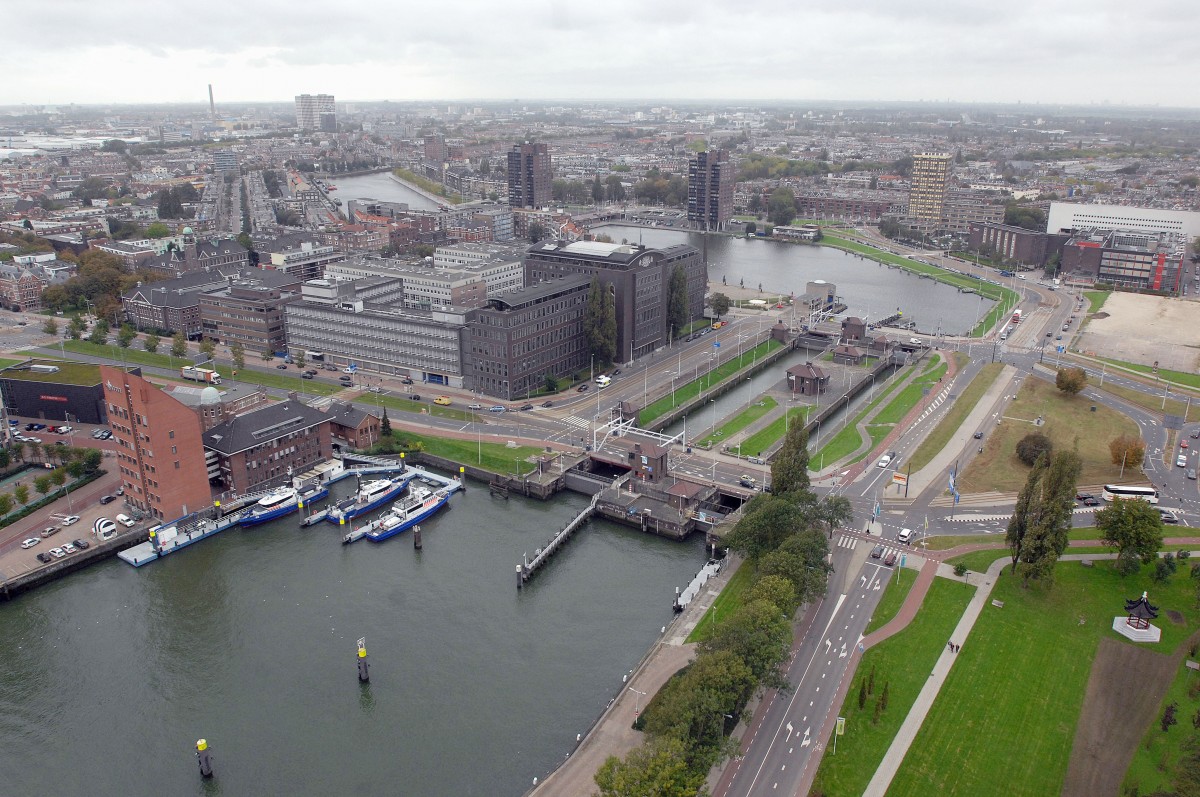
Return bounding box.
[516,494,599,587]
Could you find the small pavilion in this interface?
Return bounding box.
[1113,591,1161,643]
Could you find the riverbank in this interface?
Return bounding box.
[389,169,461,206]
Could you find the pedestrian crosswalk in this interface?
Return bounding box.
[836,534,904,563]
[559,415,591,430]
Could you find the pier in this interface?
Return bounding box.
[517,493,600,587]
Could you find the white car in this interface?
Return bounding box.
[1178,454,1189,468]
[897,528,913,544]
[20,537,40,549]
[116,513,136,527]
[62,543,77,554]
[49,547,66,559]
[60,515,80,526]
[877,455,892,469]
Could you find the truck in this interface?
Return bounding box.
[1011,309,1023,325]
[181,366,221,385]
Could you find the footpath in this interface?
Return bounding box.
[525,555,741,796]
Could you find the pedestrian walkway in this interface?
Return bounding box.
[862,557,1005,797]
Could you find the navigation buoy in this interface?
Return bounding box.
[195,738,214,778]
[357,641,370,683]
[413,525,422,549]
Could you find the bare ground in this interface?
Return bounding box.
[1061,636,1180,797]
[1078,293,1200,373]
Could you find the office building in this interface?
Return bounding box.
[687,149,735,230]
[968,222,1069,269]
[1061,229,1186,293]
[203,400,333,494]
[908,152,953,231]
[100,366,211,521]
[295,94,336,131]
[198,281,300,355]
[212,149,239,173]
[122,266,301,338]
[506,142,551,209]
[1046,202,1200,240]
[524,241,706,361]
[1,359,112,424]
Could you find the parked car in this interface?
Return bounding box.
[99,495,116,505]
[870,544,885,559]
[612,369,621,376]
[115,487,124,496]
[49,547,66,559]
[40,526,59,538]
[519,404,534,412]
[301,372,314,379]
[305,369,319,376]
[1182,440,1190,449]
[20,538,40,549]
[408,394,421,401]
[738,475,757,488]
[1189,469,1197,481]
[339,375,353,383]
[116,514,136,528]
[434,396,452,406]
[276,364,288,369]
[62,543,77,554]
[323,364,338,371]
[884,551,898,567]
[36,552,53,563]
[343,367,356,374]
[401,377,415,385]
[96,430,112,440]
[1192,429,1199,439]
[973,431,984,439]
[576,384,589,392]
[72,539,89,550]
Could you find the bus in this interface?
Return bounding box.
[1101,485,1160,504]
[595,375,612,389]
[1011,309,1023,325]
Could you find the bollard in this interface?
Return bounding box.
[413,525,422,549]
[195,738,214,778]
[516,563,523,589]
[357,645,370,683]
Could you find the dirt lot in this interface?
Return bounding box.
[1079,293,1200,373]
[1062,637,1180,797]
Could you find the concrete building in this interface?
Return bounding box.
[295,94,336,132]
[0,359,113,424]
[260,236,345,282]
[284,279,468,385]
[198,280,301,354]
[100,365,211,521]
[968,222,1069,269]
[122,266,302,338]
[507,142,551,209]
[1061,229,1186,293]
[203,399,333,494]
[464,275,591,400]
[1047,202,1200,240]
[212,149,239,173]
[524,240,706,362]
[794,189,908,223]
[940,191,1005,235]
[423,134,446,165]
[908,152,953,231]
[687,149,735,230]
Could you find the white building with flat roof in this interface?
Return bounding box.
[1047,202,1200,239]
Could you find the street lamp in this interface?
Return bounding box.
[629,687,647,719]
[745,377,753,409]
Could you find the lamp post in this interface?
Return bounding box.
[629,687,647,720]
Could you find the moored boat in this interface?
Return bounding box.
[363,486,451,542]
[327,475,412,524]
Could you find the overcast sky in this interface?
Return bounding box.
[4,0,1197,108]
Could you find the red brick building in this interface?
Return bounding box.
[100,366,212,521]
[202,400,333,494]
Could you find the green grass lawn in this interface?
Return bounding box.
[872,381,929,426]
[957,376,1139,493]
[1086,373,1200,423]
[810,578,975,797]
[1094,356,1200,391]
[1083,290,1111,315]
[739,406,813,456]
[865,572,916,636]
[639,339,783,425]
[687,560,754,644]
[696,396,777,448]
[395,432,544,476]
[809,373,906,470]
[886,561,1200,797]
[1123,654,1200,795]
[0,357,22,369]
[944,549,1011,574]
[370,393,476,422]
[908,362,1005,473]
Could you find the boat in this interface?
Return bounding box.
[326,475,412,524]
[241,484,330,527]
[363,486,452,542]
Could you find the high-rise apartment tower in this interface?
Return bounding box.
[908,152,953,230]
[687,149,734,230]
[295,94,336,132]
[506,142,551,209]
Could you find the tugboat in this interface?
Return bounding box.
[363,486,453,542]
[327,474,412,524]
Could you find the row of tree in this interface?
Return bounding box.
[594,427,851,795]
[0,444,104,520]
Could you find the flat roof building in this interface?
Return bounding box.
[1047,202,1200,240]
[507,142,551,209]
[908,152,953,231]
[687,149,735,230]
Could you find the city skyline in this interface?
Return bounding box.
[4,0,1198,108]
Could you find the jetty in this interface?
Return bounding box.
[516,493,600,587]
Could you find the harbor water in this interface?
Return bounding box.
[0,477,706,796]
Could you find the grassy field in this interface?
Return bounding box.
[864,572,916,636]
[872,380,929,426]
[391,168,463,203]
[0,357,22,369]
[739,406,813,456]
[686,560,754,644]
[1083,290,1111,315]
[809,375,906,470]
[639,339,783,425]
[944,549,1011,574]
[696,396,777,448]
[369,393,476,422]
[957,376,1138,493]
[1085,373,1200,423]
[398,432,544,476]
[1123,652,1200,795]
[908,363,1005,473]
[886,561,1200,797]
[810,578,975,797]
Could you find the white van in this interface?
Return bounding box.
[897,528,913,544]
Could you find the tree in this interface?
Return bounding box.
[770,425,811,497]
[230,341,245,372]
[13,484,28,506]
[543,373,559,393]
[745,575,799,618]
[1109,433,1146,469]
[745,221,756,235]
[1097,497,1164,576]
[667,264,689,340]
[34,475,52,497]
[144,222,171,239]
[171,332,188,359]
[81,449,102,474]
[758,531,833,606]
[1055,367,1087,395]
[710,292,732,319]
[87,319,109,345]
[101,139,127,153]
[768,187,797,227]
[1016,432,1053,466]
[143,333,160,354]
[0,493,11,516]
[381,409,392,437]
[583,277,616,364]
[1006,449,1081,582]
[701,599,792,690]
[642,650,752,763]
[42,318,58,336]
[723,495,806,562]
[293,351,306,371]
[117,324,137,348]
[592,176,605,203]
[594,736,705,797]
[605,174,626,202]
[528,221,548,242]
[50,469,66,488]
[1004,202,1047,231]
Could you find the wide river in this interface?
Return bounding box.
[0,478,706,796]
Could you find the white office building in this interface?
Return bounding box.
[1047,202,1200,240]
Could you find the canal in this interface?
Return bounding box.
[0,477,706,796]
[336,171,444,213]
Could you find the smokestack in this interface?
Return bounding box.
[208,84,216,122]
